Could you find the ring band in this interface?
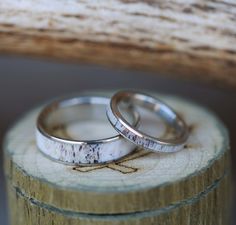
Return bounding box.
[106,91,189,153]
[36,96,139,165]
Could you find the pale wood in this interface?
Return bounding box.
[0,1,236,87]
[4,92,231,224]
[6,174,231,225]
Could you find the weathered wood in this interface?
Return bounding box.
[0,1,236,87]
[6,174,231,225]
[4,91,231,225]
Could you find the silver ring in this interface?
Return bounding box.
[106,91,189,153]
[36,96,139,165]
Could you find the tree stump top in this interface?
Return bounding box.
[4,92,230,214]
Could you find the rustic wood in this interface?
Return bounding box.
[0,1,236,87]
[6,174,231,225]
[4,92,231,225]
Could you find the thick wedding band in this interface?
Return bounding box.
[36,96,139,165]
[106,91,189,153]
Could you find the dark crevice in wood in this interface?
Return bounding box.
[62,14,86,20]
[192,3,216,12]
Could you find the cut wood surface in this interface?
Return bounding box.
[4,91,231,225]
[6,175,231,225]
[0,1,236,87]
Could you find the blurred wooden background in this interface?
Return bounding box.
[0,0,236,88]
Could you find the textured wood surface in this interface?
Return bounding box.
[6,174,231,225]
[0,1,236,87]
[4,92,231,224]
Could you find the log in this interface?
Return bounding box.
[4,91,231,225]
[0,1,236,88]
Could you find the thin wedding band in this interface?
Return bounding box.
[106,91,189,153]
[36,96,139,165]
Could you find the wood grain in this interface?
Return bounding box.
[3,92,232,224]
[0,0,236,87]
[6,173,231,225]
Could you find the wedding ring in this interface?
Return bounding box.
[106,91,189,153]
[36,96,139,165]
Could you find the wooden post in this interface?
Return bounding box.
[4,92,231,225]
